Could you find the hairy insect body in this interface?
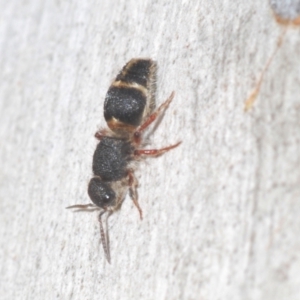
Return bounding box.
[67,58,180,263]
[92,137,134,182]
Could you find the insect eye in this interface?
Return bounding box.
[104,193,113,202]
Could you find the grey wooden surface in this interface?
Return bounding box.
[1,1,300,299]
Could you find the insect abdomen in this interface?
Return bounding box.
[115,59,155,87]
[104,58,157,132]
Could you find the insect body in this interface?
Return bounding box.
[67,58,181,263]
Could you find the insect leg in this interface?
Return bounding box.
[128,171,143,220]
[134,141,181,157]
[133,91,175,144]
[94,129,112,140]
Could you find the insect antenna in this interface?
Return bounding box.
[98,210,113,263]
[66,203,99,212]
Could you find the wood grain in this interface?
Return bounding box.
[0,0,300,299]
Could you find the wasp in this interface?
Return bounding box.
[67,59,181,263]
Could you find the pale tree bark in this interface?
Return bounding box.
[0,1,300,300]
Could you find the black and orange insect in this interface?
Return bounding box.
[67,58,181,263]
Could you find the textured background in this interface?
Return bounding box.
[1,0,300,299]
